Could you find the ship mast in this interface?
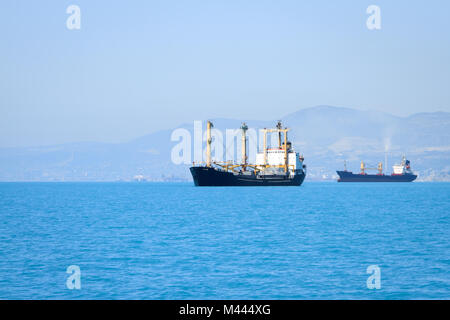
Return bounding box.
[263,128,267,169]
[240,122,248,171]
[276,120,289,173]
[378,162,383,175]
[276,120,282,148]
[283,126,288,173]
[261,122,290,173]
[206,120,213,167]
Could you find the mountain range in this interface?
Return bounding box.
[1,105,449,182]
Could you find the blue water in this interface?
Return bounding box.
[0,182,449,299]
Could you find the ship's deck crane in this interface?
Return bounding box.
[360,161,384,175]
[262,122,290,173]
[199,120,296,175]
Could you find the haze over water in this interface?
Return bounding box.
[0,182,448,299]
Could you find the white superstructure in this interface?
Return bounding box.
[255,148,303,176]
[392,156,413,175]
[392,165,405,175]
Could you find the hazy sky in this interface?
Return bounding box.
[1,0,449,147]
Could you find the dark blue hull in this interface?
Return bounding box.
[190,166,306,186]
[336,171,417,182]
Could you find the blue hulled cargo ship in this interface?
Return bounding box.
[337,157,417,182]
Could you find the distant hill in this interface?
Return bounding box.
[1,106,449,181]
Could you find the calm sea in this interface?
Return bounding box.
[0,182,449,299]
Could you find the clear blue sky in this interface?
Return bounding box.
[1,0,449,147]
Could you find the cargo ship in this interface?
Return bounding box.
[336,156,417,182]
[190,121,306,186]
